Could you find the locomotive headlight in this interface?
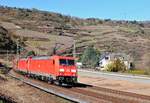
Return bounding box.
[59,68,64,72]
[71,69,76,73]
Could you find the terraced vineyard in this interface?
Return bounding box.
[75,25,150,69]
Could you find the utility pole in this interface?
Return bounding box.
[53,43,64,55]
[6,49,8,66]
[17,39,20,59]
[73,39,76,58]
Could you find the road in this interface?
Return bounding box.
[78,69,150,84]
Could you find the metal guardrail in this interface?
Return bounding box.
[9,73,87,103]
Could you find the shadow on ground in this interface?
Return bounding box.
[62,82,93,88]
[74,82,93,88]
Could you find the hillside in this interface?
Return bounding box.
[76,25,150,69]
[0,6,150,69]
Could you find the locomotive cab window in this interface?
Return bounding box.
[68,60,75,65]
[59,59,75,66]
[60,59,67,65]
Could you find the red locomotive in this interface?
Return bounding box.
[14,55,77,85]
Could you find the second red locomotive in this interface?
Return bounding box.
[14,55,77,85]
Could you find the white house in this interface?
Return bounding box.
[76,62,83,69]
[99,53,132,70]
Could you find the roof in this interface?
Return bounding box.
[110,53,129,61]
[32,56,51,60]
[53,55,75,60]
[20,55,75,60]
[99,52,110,61]
[100,52,130,61]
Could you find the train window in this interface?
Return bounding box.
[59,59,75,66]
[68,60,75,65]
[60,59,67,65]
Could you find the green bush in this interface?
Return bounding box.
[81,46,100,68]
[27,51,36,57]
[106,59,126,72]
[144,68,150,75]
[127,70,146,75]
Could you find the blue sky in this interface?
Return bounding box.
[0,0,149,21]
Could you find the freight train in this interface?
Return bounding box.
[13,55,78,85]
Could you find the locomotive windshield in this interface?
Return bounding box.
[59,59,75,66]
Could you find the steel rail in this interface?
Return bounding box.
[8,73,87,103]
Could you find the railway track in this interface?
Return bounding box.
[8,73,85,103]
[9,70,150,103]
